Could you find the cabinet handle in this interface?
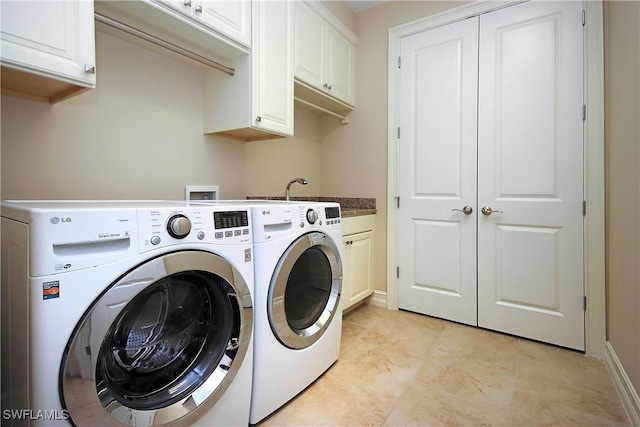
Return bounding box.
[195,3,202,13]
[256,116,262,122]
[327,84,332,90]
[84,64,96,74]
[184,0,191,6]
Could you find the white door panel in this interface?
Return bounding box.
[398,17,479,326]
[397,1,584,350]
[477,0,584,350]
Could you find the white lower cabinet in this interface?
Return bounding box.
[342,215,375,311]
[1,0,96,103]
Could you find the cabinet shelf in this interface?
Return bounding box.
[1,67,90,104]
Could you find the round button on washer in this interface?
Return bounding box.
[150,236,161,245]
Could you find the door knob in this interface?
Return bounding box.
[451,206,473,215]
[481,206,503,215]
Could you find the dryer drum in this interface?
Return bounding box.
[284,246,332,331]
[268,232,342,350]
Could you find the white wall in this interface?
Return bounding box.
[1,30,249,200]
[245,104,322,198]
[2,29,333,204]
[605,0,640,397]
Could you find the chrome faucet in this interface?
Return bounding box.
[285,178,308,201]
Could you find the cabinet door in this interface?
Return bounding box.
[326,26,355,105]
[198,0,251,47]
[251,0,294,137]
[1,0,95,87]
[293,2,325,90]
[343,231,373,310]
[155,0,251,48]
[154,0,192,17]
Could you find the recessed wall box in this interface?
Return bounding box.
[186,185,219,201]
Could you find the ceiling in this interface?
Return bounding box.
[342,0,389,14]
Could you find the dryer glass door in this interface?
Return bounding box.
[269,232,342,349]
[61,251,252,427]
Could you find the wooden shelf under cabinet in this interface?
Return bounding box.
[1,67,89,104]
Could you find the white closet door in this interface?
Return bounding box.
[477,1,585,350]
[397,17,479,326]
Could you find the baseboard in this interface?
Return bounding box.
[604,341,640,426]
[365,290,387,308]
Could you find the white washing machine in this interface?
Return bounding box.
[247,201,343,424]
[1,200,254,427]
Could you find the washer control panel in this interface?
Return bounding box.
[137,207,251,251]
[167,214,192,239]
[306,208,318,224]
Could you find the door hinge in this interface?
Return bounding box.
[583,104,587,121]
[582,10,586,26]
[396,196,400,209]
[397,127,401,139]
[584,295,587,311]
[397,266,400,278]
[398,56,401,69]
[583,200,587,216]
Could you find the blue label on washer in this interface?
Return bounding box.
[43,281,60,299]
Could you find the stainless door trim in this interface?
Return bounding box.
[268,232,342,349]
[61,250,252,426]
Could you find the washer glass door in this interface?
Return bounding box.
[61,251,252,427]
[269,232,342,349]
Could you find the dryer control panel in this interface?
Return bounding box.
[252,202,341,244]
[295,204,342,229]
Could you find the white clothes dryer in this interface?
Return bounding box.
[247,201,343,424]
[1,200,254,427]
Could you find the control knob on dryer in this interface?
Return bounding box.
[167,214,191,239]
[306,209,318,224]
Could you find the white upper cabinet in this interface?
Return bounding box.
[250,0,294,137]
[294,2,356,107]
[203,0,293,141]
[294,4,325,89]
[94,0,251,69]
[155,0,251,47]
[0,0,96,103]
[325,26,355,106]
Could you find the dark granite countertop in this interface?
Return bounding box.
[246,196,376,217]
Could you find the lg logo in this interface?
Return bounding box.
[50,217,72,224]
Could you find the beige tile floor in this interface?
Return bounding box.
[258,303,630,427]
